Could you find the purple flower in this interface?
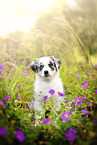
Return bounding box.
[0,74,3,78]
[75,97,82,105]
[65,90,67,92]
[17,94,20,100]
[70,103,74,107]
[81,97,86,100]
[86,72,89,75]
[10,74,13,78]
[24,61,27,64]
[82,82,88,88]
[61,112,70,122]
[94,102,97,105]
[81,110,90,114]
[83,61,86,65]
[0,127,7,136]
[95,89,97,94]
[17,85,22,89]
[4,95,10,101]
[76,73,80,79]
[0,64,4,71]
[15,130,25,142]
[43,96,48,101]
[65,100,68,103]
[91,118,97,123]
[42,118,51,124]
[67,74,70,77]
[58,92,64,97]
[0,100,6,107]
[65,128,76,142]
[49,89,55,95]
[87,102,92,106]
[23,70,28,77]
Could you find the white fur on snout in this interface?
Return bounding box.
[40,65,53,77]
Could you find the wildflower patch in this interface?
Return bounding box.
[0,62,97,145]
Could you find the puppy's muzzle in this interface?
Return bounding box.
[44,70,49,77]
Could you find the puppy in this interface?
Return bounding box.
[30,56,64,124]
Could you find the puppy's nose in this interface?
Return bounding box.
[44,70,48,75]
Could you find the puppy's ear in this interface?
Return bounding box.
[57,59,62,69]
[30,59,39,73]
[30,61,36,72]
[50,56,62,70]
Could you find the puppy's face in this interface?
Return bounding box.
[30,56,61,78]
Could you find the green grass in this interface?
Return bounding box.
[0,56,97,145]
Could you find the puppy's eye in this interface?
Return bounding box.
[49,64,53,68]
[40,65,44,70]
[48,62,54,70]
[49,62,53,68]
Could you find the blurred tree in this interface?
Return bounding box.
[34,0,97,57]
[64,0,97,54]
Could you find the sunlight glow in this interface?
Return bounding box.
[0,0,76,37]
[66,0,76,8]
[0,14,37,36]
[0,0,58,36]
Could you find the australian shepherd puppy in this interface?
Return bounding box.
[30,56,64,124]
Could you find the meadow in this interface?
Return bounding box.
[0,13,97,145]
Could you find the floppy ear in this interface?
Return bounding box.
[57,59,62,69]
[50,56,62,70]
[30,59,39,73]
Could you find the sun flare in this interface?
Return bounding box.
[0,0,76,37]
[0,0,59,36]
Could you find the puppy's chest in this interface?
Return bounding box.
[34,78,62,98]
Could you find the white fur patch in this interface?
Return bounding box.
[30,56,64,124]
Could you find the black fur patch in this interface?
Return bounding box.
[30,59,39,73]
[50,56,61,71]
[48,61,55,71]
